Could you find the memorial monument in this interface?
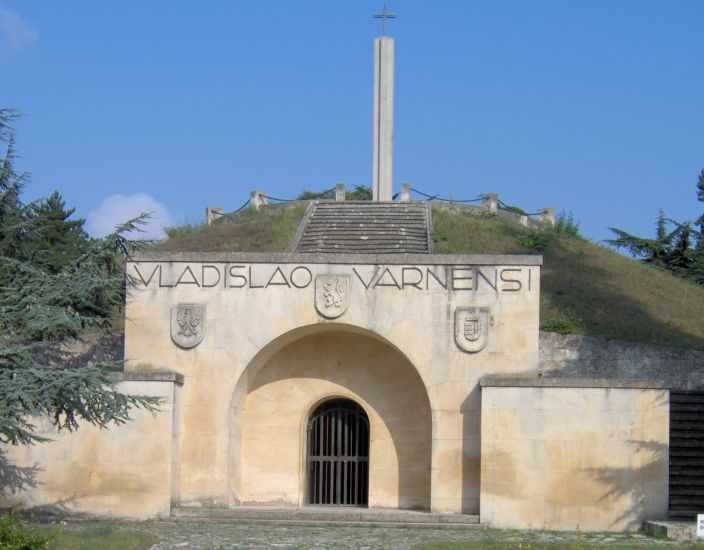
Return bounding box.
[0,8,671,532]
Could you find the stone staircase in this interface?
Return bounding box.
[171,506,481,527]
[669,391,704,519]
[292,201,432,254]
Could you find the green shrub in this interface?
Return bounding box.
[296,189,335,200]
[552,209,581,237]
[0,510,54,550]
[540,313,581,335]
[516,230,552,251]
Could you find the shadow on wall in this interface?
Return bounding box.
[460,387,481,515]
[0,450,40,496]
[585,439,669,531]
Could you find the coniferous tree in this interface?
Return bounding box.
[608,170,703,286]
[0,110,28,259]
[691,170,704,284]
[0,109,158,448]
[25,191,90,274]
[608,209,679,269]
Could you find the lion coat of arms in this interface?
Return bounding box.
[454,307,490,353]
[315,275,350,319]
[171,303,205,348]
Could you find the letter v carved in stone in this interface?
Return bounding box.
[352,267,381,289]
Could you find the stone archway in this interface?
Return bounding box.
[230,326,432,510]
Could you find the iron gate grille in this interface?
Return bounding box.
[307,399,369,506]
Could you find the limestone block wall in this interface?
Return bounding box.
[124,252,541,514]
[46,331,704,392]
[480,379,669,531]
[540,332,704,390]
[0,376,181,519]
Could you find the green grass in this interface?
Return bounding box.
[155,202,704,350]
[432,206,704,350]
[156,203,307,253]
[45,523,156,550]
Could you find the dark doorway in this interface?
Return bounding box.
[307,398,369,506]
[669,391,704,519]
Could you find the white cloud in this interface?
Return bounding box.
[0,7,38,57]
[87,193,174,240]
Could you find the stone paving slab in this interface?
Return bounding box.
[137,519,694,549]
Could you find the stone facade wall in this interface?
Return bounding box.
[37,331,124,369]
[480,379,669,531]
[124,253,541,515]
[540,332,704,390]
[0,376,181,519]
[54,331,704,392]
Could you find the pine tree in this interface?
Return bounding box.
[0,109,158,448]
[608,170,704,286]
[608,209,679,269]
[0,110,28,259]
[25,191,90,274]
[691,170,704,284]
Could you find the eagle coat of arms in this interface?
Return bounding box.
[315,275,350,319]
[171,303,205,349]
[454,307,490,353]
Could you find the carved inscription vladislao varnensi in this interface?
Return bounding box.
[171,303,205,349]
[315,275,350,319]
[454,307,491,353]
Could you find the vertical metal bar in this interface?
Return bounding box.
[318,416,323,504]
[335,407,344,504]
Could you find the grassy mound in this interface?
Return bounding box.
[156,204,307,253]
[433,207,704,349]
[156,203,704,349]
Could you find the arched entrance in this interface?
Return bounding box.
[231,325,432,510]
[307,398,369,506]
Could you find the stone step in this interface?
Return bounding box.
[304,223,428,229]
[298,247,430,254]
[643,520,698,542]
[171,506,481,527]
[299,243,429,249]
[300,230,428,237]
[292,201,432,254]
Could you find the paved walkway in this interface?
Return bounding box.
[139,519,692,549]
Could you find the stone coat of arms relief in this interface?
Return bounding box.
[171,303,205,348]
[315,275,350,319]
[454,307,491,353]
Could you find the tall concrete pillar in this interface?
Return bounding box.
[373,36,394,201]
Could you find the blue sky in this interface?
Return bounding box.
[1,1,702,241]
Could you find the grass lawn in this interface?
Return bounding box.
[42,522,157,550]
